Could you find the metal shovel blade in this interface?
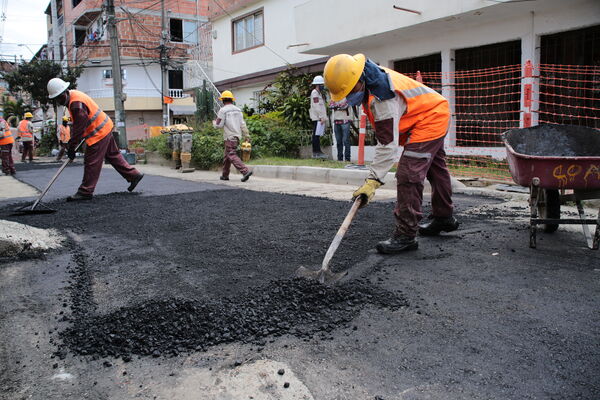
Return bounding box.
[294,197,362,285]
[11,203,57,216]
[295,265,348,285]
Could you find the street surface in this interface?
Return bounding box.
[0,161,598,400]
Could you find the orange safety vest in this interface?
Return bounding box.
[17,120,33,139]
[365,67,450,145]
[59,125,71,143]
[68,90,114,146]
[0,119,13,145]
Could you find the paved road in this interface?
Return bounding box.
[1,163,598,400]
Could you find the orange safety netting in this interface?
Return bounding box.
[401,63,600,182]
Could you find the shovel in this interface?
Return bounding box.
[296,196,363,284]
[12,138,85,216]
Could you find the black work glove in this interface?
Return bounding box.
[67,147,76,161]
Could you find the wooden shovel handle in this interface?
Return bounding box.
[321,197,362,271]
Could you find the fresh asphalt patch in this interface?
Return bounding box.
[1,164,599,399]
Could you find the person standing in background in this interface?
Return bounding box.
[0,109,16,175]
[309,75,328,159]
[329,97,354,162]
[17,112,35,163]
[56,116,71,161]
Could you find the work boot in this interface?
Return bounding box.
[418,215,460,236]
[376,235,418,254]
[66,192,93,202]
[127,173,144,192]
[241,171,253,182]
[219,175,229,181]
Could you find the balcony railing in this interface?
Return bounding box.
[169,89,189,99]
[86,88,190,99]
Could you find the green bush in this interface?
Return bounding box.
[191,122,223,170]
[246,111,303,158]
[137,134,171,159]
[36,126,57,156]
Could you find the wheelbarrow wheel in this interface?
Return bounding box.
[538,189,560,233]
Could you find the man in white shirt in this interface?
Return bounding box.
[213,90,253,182]
[309,75,328,159]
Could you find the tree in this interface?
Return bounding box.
[257,69,319,129]
[1,60,83,133]
[1,99,32,127]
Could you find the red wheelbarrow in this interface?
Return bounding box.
[503,124,600,250]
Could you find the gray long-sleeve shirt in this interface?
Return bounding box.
[213,104,249,141]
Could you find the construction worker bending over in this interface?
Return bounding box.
[324,54,460,254]
[0,109,16,175]
[56,116,71,161]
[47,78,144,201]
[18,112,35,163]
[213,90,253,182]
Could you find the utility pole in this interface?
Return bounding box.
[50,0,60,62]
[106,0,128,149]
[160,0,169,127]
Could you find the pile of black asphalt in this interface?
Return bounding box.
[3,186,412,360]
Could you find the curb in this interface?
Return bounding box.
[242,165,467,192]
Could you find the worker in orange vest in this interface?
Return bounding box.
[0,109,16,175]
[47,78,144,201]
[17,112,35,163]
[56,116,71,161]
[324,54,459,254]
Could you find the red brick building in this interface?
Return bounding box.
[46,0,209,132]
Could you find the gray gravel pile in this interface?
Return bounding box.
[58,278,407,360]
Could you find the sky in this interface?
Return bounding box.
[0,0,49,62]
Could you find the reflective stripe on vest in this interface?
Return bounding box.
[365,67,450,145]
[0,121,13,145]
[18,120,33,138]
[68,90,114,146]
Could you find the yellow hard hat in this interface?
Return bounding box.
[24,112,33,118]
[323,53,366,102]
[219,90,235,101]
[62,116,70,122]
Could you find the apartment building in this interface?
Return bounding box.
[45,0,209,139]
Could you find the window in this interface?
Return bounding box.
[72,0,82,8]
[170,19,198,44]
[168,70,183,90]
[170,19,183,42]
[232,9,263,52]
[394,53,442,93]
[454,40,521,147]
[103,69,127,80]
[74,28,86,47]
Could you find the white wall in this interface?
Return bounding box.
[211,0,325,83]
[79,61,187,98]
[295,0,600,55]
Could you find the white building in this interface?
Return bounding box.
[208,0,600,161]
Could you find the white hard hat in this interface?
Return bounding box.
[311,75,324,85]
[47,78,70,99]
